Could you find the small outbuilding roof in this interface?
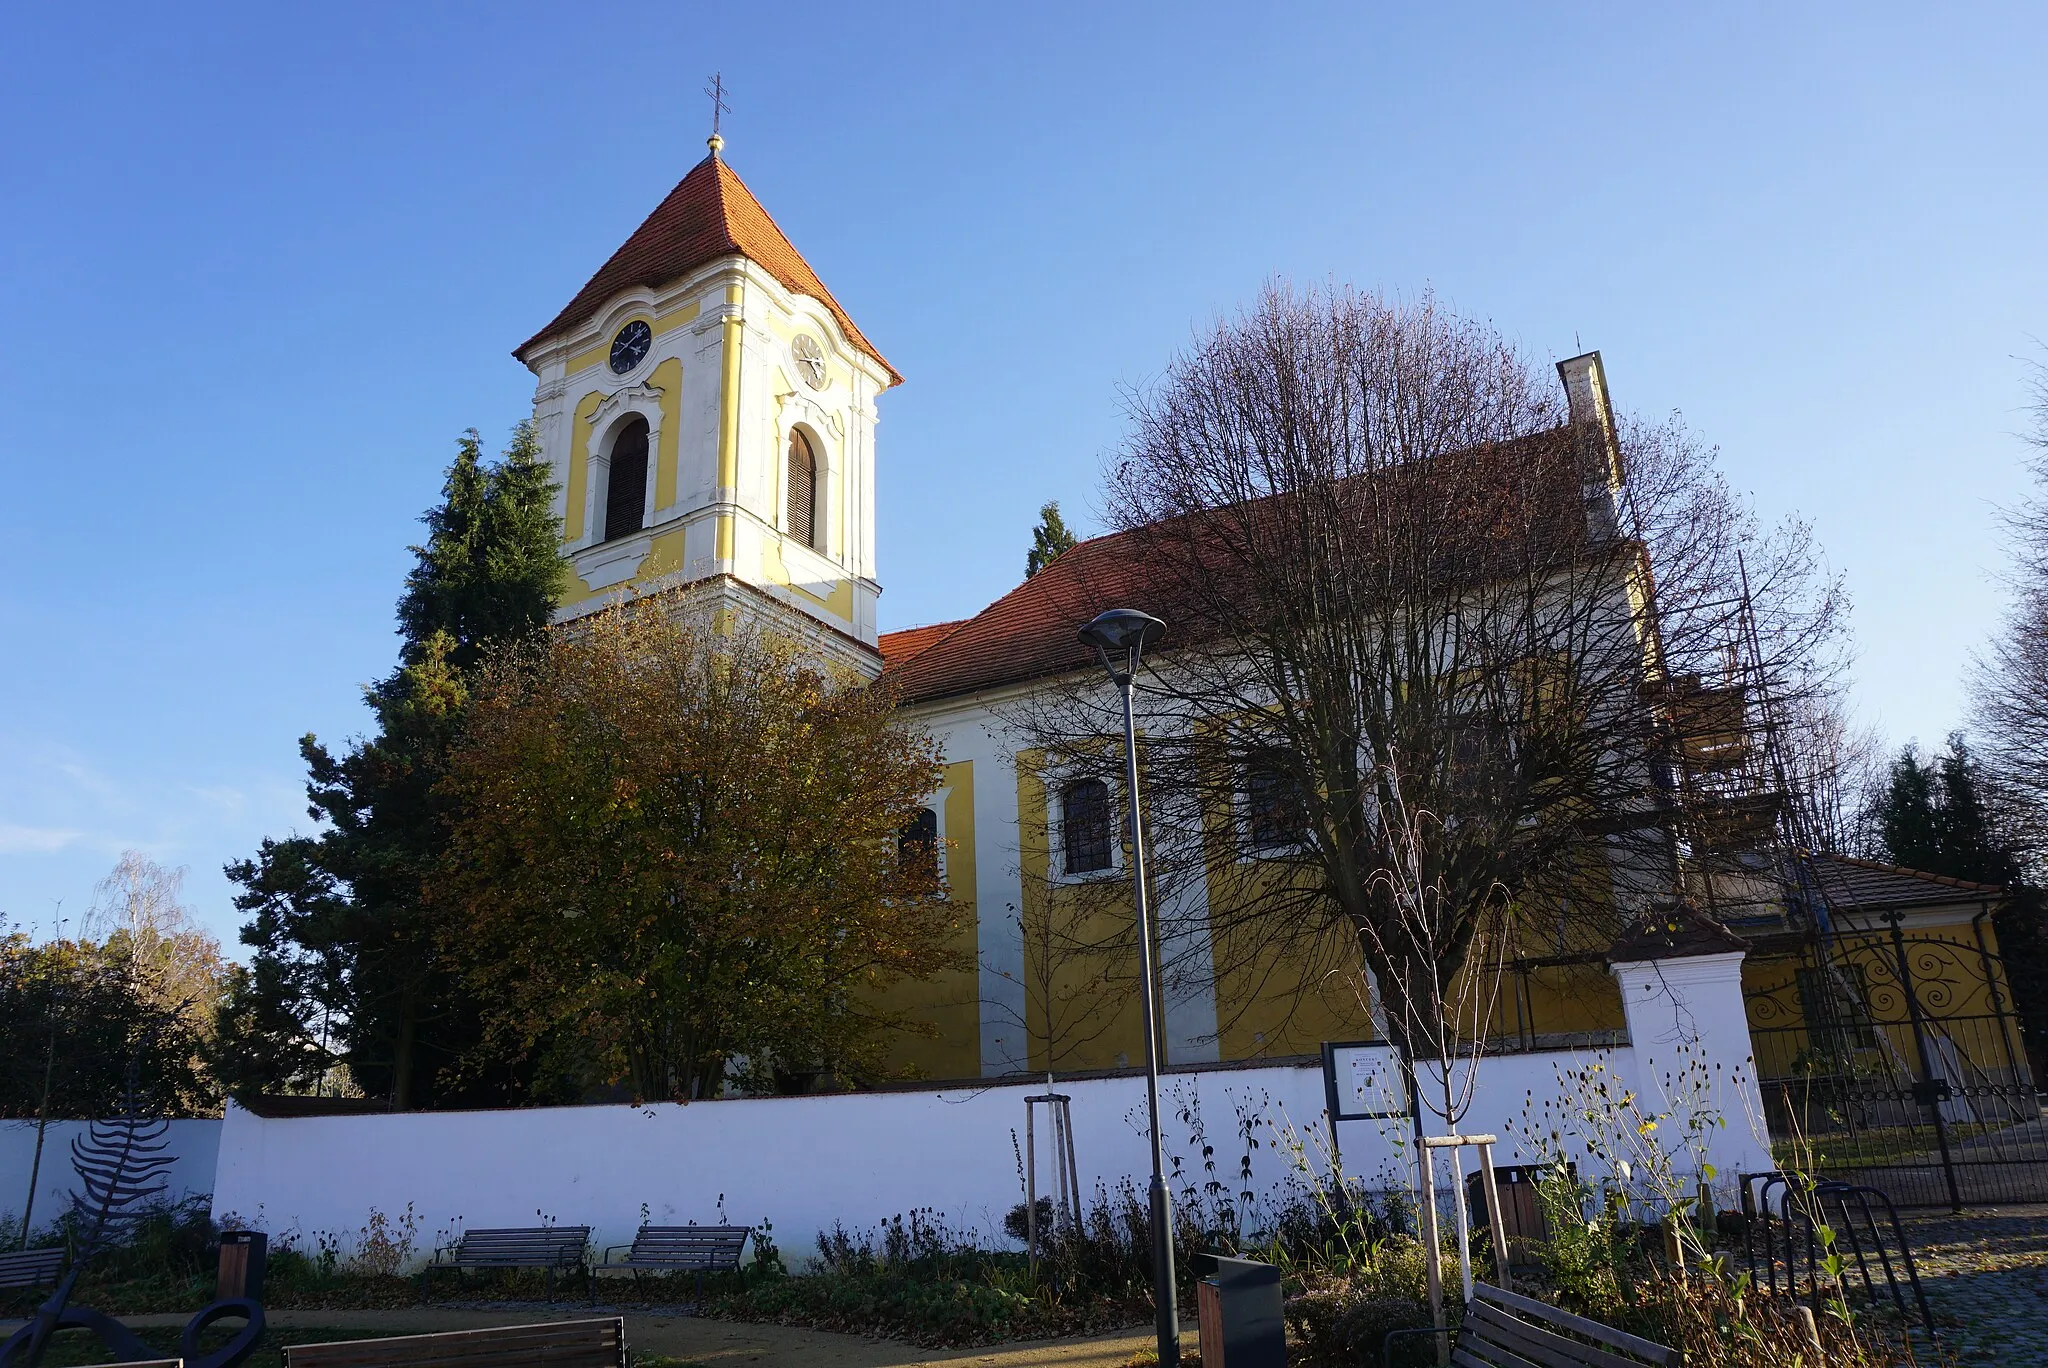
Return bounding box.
[1805,852,2007,912]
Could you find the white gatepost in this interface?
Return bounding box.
[1609,910,1775,1209]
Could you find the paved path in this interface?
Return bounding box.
[1899,1204,2048,1362]
[0,1306,1186,1368]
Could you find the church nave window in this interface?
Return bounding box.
[1242,747,1308,852]
[602,417,650,543]
[787,428,820,552]
[1061,778,1114,874]
[898,806,941,890]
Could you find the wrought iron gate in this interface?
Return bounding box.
[1746,920,2047,1208]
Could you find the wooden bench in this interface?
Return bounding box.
[430,1226,592,1298]
[1383,1282,1676,1368]
[599,1225,750,1302]
[0,1246,66,1291]
[285,1317,625,1368]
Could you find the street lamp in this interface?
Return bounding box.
[1076,607,1178,1367]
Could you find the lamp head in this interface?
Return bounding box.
[1078,608,1166,681]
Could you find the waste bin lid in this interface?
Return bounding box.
[1207,1254,1280,1288]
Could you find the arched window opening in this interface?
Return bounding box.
[787,429,820,551]
[1062,778,1113,874]
[602,417,649,543]
[898,807,940,890]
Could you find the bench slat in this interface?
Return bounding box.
[613,1225,748,1270]
[1467,1306,1610,1368]
[0,1247,66,1287]
[447,1227,589,1268]
[1455,1344,1538,1368]
[1474,1284,1676,1365]
[1466,1300,1665,1368]
[1455,1323,1546,1368]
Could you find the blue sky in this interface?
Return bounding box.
[2,4,2044,947]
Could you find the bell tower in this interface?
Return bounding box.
[513,136,900,676]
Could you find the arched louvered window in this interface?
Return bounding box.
[602,417,649,543]
[1062,778,1113,874]
[787,428,819,551]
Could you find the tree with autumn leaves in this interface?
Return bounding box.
[218,424,962,1106]
[435,602,961,1101]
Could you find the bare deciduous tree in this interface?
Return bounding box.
[86,851,226,1043]
[1008,285,1846,1085]
[1970,354,2048,862]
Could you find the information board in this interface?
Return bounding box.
[1320,1040,1407,1121]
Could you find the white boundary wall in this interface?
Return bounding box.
[2,1119,223,1232]
[209,951,1770,1270]
[0,954,1768,1266]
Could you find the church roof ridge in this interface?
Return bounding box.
[515,153,899,384]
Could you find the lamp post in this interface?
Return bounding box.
[1077,607,1177,1368]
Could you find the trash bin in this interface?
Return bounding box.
[1466,1164,1571,1270]
[1194,1254,1284,1368]
[217,1230,267,1302]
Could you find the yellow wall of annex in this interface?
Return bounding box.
[1198,841,1377,1061]
[1014,749,1150,1073]
[876,761,983,1081]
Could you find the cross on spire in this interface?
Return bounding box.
[704,72,730,155]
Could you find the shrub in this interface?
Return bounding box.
[1285,1281,1438,1367]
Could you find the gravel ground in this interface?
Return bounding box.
[1898,1205,2048,1362]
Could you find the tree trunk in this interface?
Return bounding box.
[391,997,417,1110]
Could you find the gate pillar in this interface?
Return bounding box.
[1610,911,1773,1203]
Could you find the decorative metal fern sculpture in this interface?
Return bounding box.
[0,1024,266,1368]
[66,1090,176,1261]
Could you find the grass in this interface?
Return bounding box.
[1769,1120,2008,1170]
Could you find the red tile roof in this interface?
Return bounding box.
[882,526,1210,705]
[879,619,968,670]
[516,152,899,384]
[883,431,1593,707]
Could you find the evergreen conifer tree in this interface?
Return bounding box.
[216,426,562,1107]
[1025,500,1077,578]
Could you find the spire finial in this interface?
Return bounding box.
[704,72,730,156]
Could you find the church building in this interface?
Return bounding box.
[515,136,1633,1085]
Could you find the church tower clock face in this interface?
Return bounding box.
[792,334,826,389]
[608,319,652,374]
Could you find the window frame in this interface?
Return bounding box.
[1237,744,1311,857]
[599,415,652,544]
[1046,769,1124,884]
[896,805,943,893]
[893,785,951,893]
